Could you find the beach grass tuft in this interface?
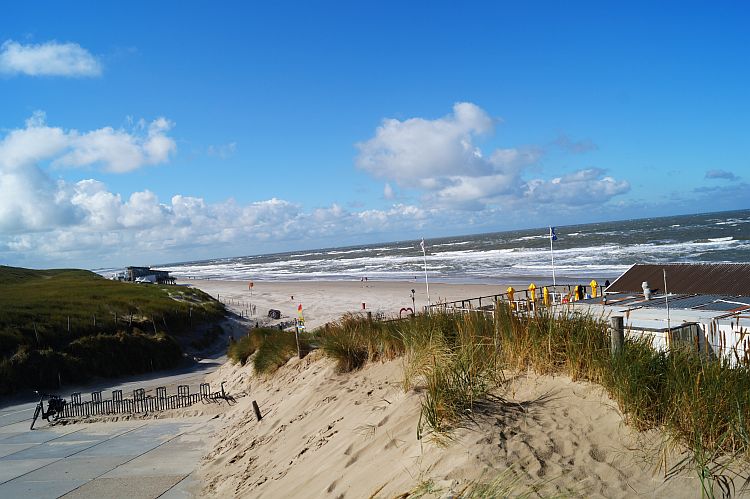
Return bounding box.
[228,327,278,365]
[311,307,750,493]
[229,327,308,375]
[253,330,305,375]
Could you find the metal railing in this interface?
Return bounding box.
[425,284,592,316]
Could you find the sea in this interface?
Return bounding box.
[135,209,750,286]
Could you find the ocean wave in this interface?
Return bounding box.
[160,210,750,282]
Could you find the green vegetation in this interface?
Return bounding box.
[0,265,225,394]
[308,308,750,496]
[405,468,570,498]
[229,327,310,375]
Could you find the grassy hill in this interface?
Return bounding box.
[0,265,225,395]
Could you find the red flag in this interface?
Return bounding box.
[297,304,302,311]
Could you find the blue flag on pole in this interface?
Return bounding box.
[550,227,557,241]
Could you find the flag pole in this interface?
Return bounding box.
[663,269,670,333]
[421,238,430,306]
[549,227,557,287]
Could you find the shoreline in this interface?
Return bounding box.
[175,274,606,287]
[179,278,516,330]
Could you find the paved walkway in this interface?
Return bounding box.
[0,315,250,498]
[0,412,216,498]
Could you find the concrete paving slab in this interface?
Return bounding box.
[0,408,34,427]
[22,455,130,482]
[60,474,186,499]
[0,426,82,444]
[0,478,88,498]
[158,473,198,499]
[4,439,105,460]
[74,435,163,458]
[0,457,58,483]
[102,449,204,478]
[0,442,37,458]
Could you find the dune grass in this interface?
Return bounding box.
[312,307,750,495]
[229,327,310,375]
[0,265,225,394]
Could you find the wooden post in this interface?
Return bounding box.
[93,314,96,327]
[295,327,302,359]
[252,400,262,421]
[67,316,70,333]
[610,316,624,356]
[33,322,39,345]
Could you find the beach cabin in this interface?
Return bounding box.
[125,266,176,285]
[573,263,750,365]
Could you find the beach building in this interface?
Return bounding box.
[571,263,750,365]
[125,266,176,285]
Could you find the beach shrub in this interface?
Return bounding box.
[601,337,667,430]
[228,327,278,365]
[191,324,225,350]
[253,330,306,375]
[0,265,226,395]
[0,346,86,395]
[318,316,373,372]
[65,330,182,378]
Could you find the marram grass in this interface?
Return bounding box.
[309,308,750,496]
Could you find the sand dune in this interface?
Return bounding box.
[198,357,703,498]
[187,279,704,497]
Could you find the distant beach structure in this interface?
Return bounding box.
[427,262,750,367]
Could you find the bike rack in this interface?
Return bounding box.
[55,382,232,420]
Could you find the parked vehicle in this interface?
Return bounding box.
[30,391,66,430]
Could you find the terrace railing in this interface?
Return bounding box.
[425,284,590,316]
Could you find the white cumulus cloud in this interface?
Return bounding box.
[356,103,629,211]
[357,102,494,183]
[525,168,630,204]
[0,40,101,77]
[1,111,176,176]
[0,113,176,233]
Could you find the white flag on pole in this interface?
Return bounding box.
[420,238,430,305]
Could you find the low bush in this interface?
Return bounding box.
[253,330,306,375]
[66,330,182,377]
[228,328,276,365]
[191,324,224,350]
[0,265,227,395]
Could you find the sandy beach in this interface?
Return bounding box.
[179,278,709,498]
[179,278,512,330]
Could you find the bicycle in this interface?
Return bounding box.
[30,391,66,430]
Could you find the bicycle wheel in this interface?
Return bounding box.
[30,403,42,430]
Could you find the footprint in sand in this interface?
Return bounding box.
[327,479,339,493]
[589,444,606,463]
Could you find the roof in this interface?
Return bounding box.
[606,263,750,297]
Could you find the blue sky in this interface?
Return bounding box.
[1,1,748,268]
